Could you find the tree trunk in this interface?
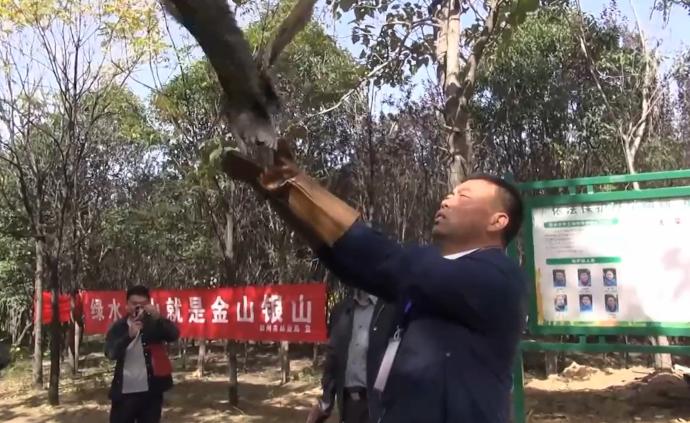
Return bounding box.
[650,336,673,371]
[243,342,249,373]
[196,337,206,377]
[48,255,60,405]
[434,0,502,188]
[434,0,465,188]
[280,341,290,384]
[180,338,187,370]
[227,340,239,406]
[545,352,559,376]
[32,238,45,388]
[312,343,319,367]
[66,323,76,375]
[73,320,81,375]
[16,322,32,347]
[221,200,241,403]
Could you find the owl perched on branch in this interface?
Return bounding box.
[162,0,280,165]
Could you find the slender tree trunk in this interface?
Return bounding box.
[545,352,559,376]
[32,238,45,388]
[227,340,239,406]
[280,341,290,384]
[312,343,319,367]
[221,204,241,405]
[277,242,290,385]
[73,320,81,375]
[48,255,60,405]
[435,0,463,188]
[196,337,206,377]
[16,322,32,347]
[650,335,673,371]
[180,338,187,370]
[434,0,501,188]
[243,342,249,373]
[66,323,75,374]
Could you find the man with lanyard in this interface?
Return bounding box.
[225,141,526,422]
[307,289,397,423]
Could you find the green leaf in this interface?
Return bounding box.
[509,0,539,27]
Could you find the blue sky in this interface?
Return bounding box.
[128,0,690,110]
[583,0,689,60]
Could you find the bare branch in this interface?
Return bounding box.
[575,0,627,143]
[300,58,394,123]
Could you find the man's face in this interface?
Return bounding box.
[555,272,565,282]
[580,272,589,283]
[581,296,591,306]
[431,179,508,245]
[607,297,616,309]
[605,270,614,280]
[555,296,565,307]
[127,294,149,318]
[354,289,369,304]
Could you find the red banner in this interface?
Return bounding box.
[34,292,72,324]
[81,283,327,342]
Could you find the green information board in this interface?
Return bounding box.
[519,170,690,336]
[511,169,690,423]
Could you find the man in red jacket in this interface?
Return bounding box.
[105,285,179,423]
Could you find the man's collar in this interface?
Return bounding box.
[354,294,377,306]
[443,248,479,260]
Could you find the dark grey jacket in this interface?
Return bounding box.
[105,315,179,400]
[321,297,398,422]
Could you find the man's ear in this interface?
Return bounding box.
[488,212,509,234]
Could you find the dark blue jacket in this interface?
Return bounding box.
[317,221,526,423]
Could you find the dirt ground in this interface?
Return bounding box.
[0,347,324,423]
[2,347,690,422]
[524,364,690,422]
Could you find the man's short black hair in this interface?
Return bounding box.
[126,285,150,300]
[465,173,524,245]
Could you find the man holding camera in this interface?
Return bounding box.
[105,285,180,423]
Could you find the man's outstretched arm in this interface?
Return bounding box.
[223,145,404,302]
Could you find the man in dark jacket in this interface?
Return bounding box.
[225,141,527,423]
[308,289,397,423]
[105,285,179,423]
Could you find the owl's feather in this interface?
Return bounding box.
[162,0,280,157]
